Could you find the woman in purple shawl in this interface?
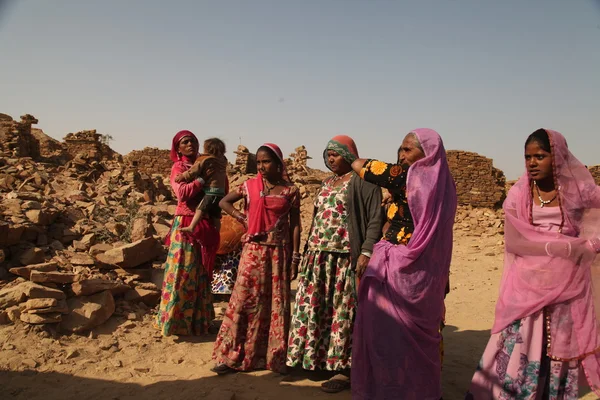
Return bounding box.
[350,129,457,400]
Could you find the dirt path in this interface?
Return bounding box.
[0,235,595,399]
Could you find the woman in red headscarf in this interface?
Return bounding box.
[211,143,301,374]
[154,130,219,337]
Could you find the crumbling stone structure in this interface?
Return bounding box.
[233,145,257,174]
[590,165,600,186]
[447,150,506,208]
[286,145,311,177]
[0,114,41,159]
[63,130,119,162]
[123,148,172,177]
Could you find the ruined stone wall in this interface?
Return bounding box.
[0,114,41,159]
[63,130,119,162]
[232,145,257,174]
[590,165,600,186]
[447,150,506,209]
[123,148,172,177]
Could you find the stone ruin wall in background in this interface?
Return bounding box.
[6,112,599,209]
[123,148,172,177]
[0,114,41,160]
[446,150,506,209]
[590,165,600,186]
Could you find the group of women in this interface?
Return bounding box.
[155,127,600,400]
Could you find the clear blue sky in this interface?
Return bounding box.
[1,0,599,179]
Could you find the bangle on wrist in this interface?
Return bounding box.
[590,238,600,254]
[545,242,553,257]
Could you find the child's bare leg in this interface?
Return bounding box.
[180,210,205,232]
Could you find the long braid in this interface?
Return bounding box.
[529,179,534,225]
[547,130,565,233]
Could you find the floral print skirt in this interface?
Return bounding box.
[466,311,581,399]
[212,242,291,373]
[286,249,356,371]
[154,216,215,336]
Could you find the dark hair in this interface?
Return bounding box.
[256,145,283,168]
[204,138,226,157]
[525,129,551,153]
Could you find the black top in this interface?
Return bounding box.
[360,159,413,245]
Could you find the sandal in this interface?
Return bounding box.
[211,364,236,375]
[320,374,351,393]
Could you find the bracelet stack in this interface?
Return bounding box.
[291,252,301,264]
[233,210,246,223]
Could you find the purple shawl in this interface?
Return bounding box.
[351,128,457,400]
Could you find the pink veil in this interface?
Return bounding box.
[493,129,600,394]
[351,128,457,400]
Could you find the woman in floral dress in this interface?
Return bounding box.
[466,129,600,399]
[286,135,383,393]
[211,143,301,374]
[154,130,219,336]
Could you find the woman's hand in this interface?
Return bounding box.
[291,260,299,281]
[174,173,186,183]
[232,210,248,229]
[571,238,598,264]
[290,251,301,280]
[356,254,370,278]
[381,190,392,206]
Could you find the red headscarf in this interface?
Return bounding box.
[170,130,199,163]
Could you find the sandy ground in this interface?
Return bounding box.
[0,234,596,400]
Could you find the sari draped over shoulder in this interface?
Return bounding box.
[352,128,457,400]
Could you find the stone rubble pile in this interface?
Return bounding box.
[1,117,535,336]
[0,153,177,331]
[454,205,505,240]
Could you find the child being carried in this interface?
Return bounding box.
[175,138,229,232]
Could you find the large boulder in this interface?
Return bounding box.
[95,237,162,269]
[61,290,115,333]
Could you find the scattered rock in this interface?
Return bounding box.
[71,279,130,297]
[22,298,58,310]
[30,270,78,284]
[95,237,162,269]
[9,262,58,279]
[61,290,115,333]
[20,312,62,324]
[21,358,39,369]
[70,253,96,266]
[21,281,67,300]
[18,247,45,266]
[0,285,27,309]
[123,287,160,307]
[66,349,80,359]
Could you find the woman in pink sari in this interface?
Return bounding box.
[350,129,457,400]
[466,129,600,399]
[212,143,301,374]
